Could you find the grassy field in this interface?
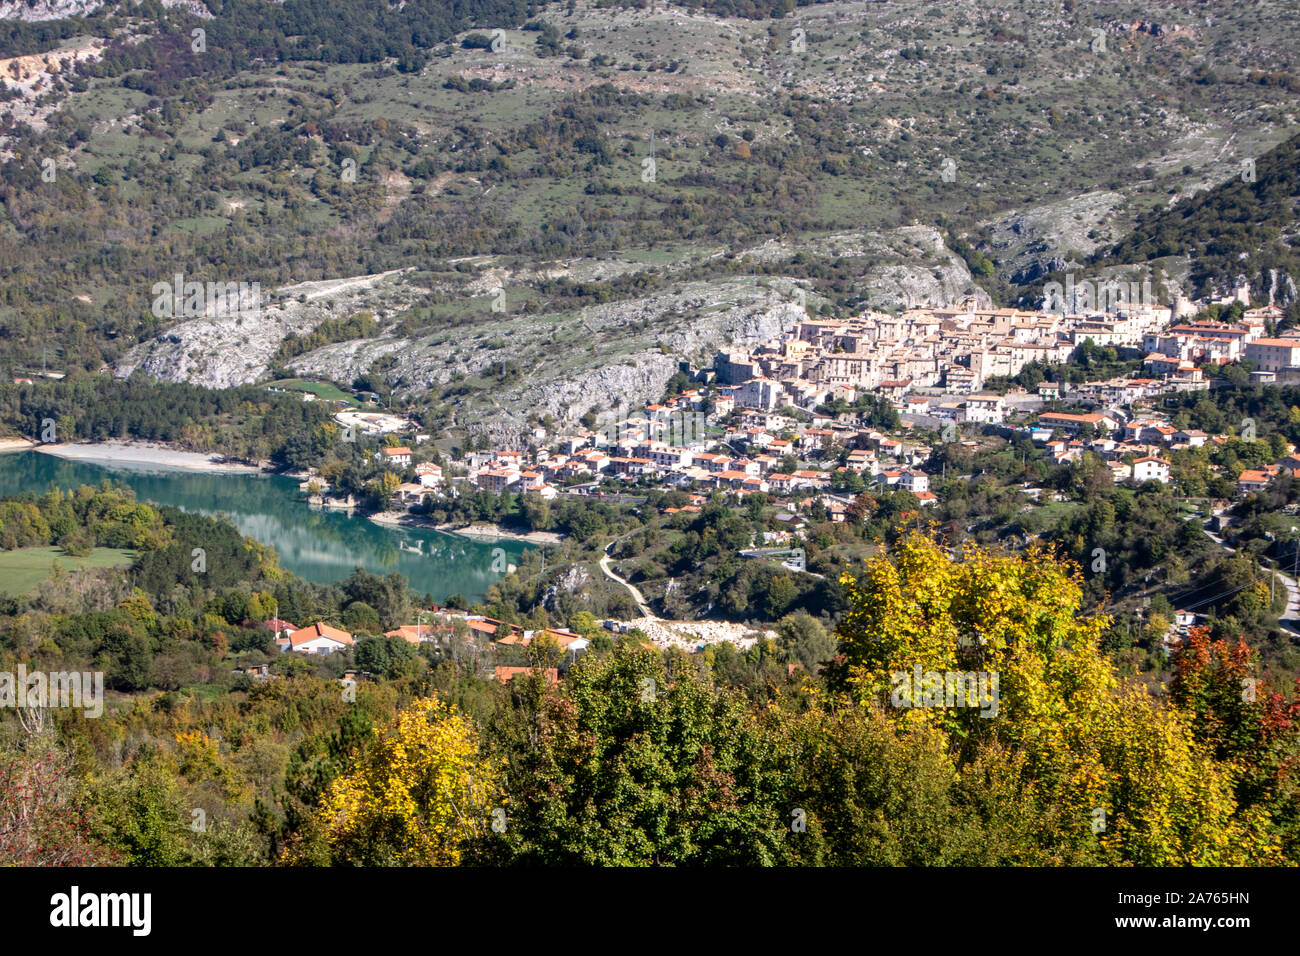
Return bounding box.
[266,379,360,405]
[0,547,137,596]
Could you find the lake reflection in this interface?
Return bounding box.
[0,452,530,602]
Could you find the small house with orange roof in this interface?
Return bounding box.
[285,622,354,655]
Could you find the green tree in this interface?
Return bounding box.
[775,611,836,672]
[355,634,417,679]
[91,758,191,866]
[477,646,791,865]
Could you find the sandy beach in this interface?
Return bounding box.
[369,511,564,545]
[33,441,265,474]
[0,437,35,453]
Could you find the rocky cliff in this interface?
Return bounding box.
[113,227,986,435]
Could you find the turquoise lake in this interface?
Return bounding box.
[0,451,531,602]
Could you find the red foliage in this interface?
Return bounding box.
[0,743,119,867]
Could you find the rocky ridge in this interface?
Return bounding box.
[113,227,986,434]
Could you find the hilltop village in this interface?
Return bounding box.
[306,293,1298,516]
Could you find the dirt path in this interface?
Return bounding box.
[600,541,653,618]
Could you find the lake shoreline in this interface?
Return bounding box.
[31,440,266,474]
[369,511,564,545]
[4,440,556,550]
[0,451,529,600]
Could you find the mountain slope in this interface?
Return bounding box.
[1098,132,1300,303]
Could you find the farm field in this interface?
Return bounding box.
[266,379,361,405]
[0,545,136,596]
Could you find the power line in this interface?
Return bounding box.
[1177,582,1255,613]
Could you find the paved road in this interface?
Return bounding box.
[1193,514,1300,634]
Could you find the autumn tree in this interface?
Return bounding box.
[283,696,500,866]
[833,529,1282,865]
[365,470,402,510]
[1172,627,1300,857]
[0,730,118,866]
[775,703,1104,865]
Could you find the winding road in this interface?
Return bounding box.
[1193,513,1300,635]
[600,541,654,618]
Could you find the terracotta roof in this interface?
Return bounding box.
[538,628,585,648]
[288,622,354,647]
[385,625,426,644]
[1039,412,1110,424]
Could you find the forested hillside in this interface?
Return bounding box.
[0,377,334,461]
[1100,132,1300,302]
[3,494,1297,867]
[0,0,1298,882]
[1,0,1295,404]
[1,0,535,61]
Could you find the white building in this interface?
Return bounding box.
[962,393,1006,424]
[1131,457,1171,484]
[283,622,355,655]
[899,469,930,494]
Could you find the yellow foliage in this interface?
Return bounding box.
[116,592,157,627]
[836,530,1282,865]
[290,696,501,866]
[174,730,219,764]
